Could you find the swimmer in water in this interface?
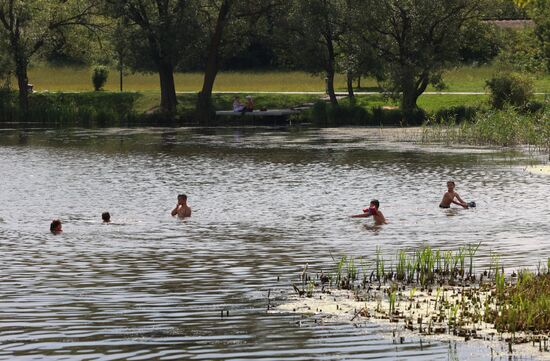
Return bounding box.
[102,212,111,223]
[50,219,62,234]
[439,181,475,209]
[171,194,192,218]
[351,199,387,225]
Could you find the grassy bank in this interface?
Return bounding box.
[22,65,550,93]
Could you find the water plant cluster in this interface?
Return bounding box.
[422,106,550,150]
[288,244,550,351]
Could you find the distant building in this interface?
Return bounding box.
[483,19,535,29]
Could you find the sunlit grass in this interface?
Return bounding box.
[26,66,348,92]
[25,64,550,93]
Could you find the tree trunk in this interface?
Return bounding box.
[346,70,355,100]
[401,89,419,116]
[400,68,419,122]
[15,58,29,114]
[158,61,177,113]
[325,38,338,106]
[197,0,232,123]
[357,76,361,89]
[119,52,123,92]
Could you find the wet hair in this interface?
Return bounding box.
[370,199,380,208]
[50,219,62,233]
[447,181,456,186]
[102,212,111,222]
[178,194,187,201]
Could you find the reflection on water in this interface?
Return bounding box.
[0,127,548,360]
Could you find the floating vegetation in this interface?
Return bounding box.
[277,244,550,355]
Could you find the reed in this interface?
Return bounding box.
[423,106,550,150]
[467,242,481,279]
[396,250,407,282]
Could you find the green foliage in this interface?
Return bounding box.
[434,105,479,123]
[357,0,485,112]
[486,73,534,109]
[460,107,549,147]
[459,22,503,64]
[495,273,550,333]
[0,92,140,126]
[92,66,109,91]
[496,28,547,74]
[425,106,549,148]
[517,0,550,71]
[485,0,528,19]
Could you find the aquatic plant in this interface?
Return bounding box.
[467,242,481,279]
[396,250,407,281]
[288,243,550,346]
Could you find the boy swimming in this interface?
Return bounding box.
[351,199,387,225]
[171,194,192,218]
[440,181,475,209]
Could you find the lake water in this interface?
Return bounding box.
[0,127,549,360]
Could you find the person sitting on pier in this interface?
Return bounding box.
[351,199,387,225]
[171,194,192,218]
[439,181,475,209]
[244,95,254,112]
[233,96,245,112]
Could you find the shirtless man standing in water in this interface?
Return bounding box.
[440,181,471,209]
[171,194,192,218]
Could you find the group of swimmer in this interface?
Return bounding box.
[350,180,474,226]
[50,182,473,234]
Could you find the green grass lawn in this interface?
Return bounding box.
[26,64,550,93]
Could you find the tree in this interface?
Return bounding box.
[515,0,550,71]
[278,0,347,105]
[0,36,11,88]
[358,0,485,116]
[106,0,202,114]
[0,0,101,113]
[196,0,234,122]
[196,0,282,122]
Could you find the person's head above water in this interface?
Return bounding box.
[177,194,188,204]
[370,199,380,209]
[447,180,456,191]
[50,219,62,234]
[102,212,111,223]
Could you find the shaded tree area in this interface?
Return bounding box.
[0,0,102,113]
[104,0,203,113]
[516,0,550,71]
[0,0,546,121]
[275,0,346,105]
[196,0,284,122]
[356,0,486,117]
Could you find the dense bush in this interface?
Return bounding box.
[434,105,479,123]
[92,66,109,91]
[485,73,534,109]
[311,101,372,126]
[309,101,427,126]
[0,92,140,126]
[495,29,547,74]
[459,22,502,64]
